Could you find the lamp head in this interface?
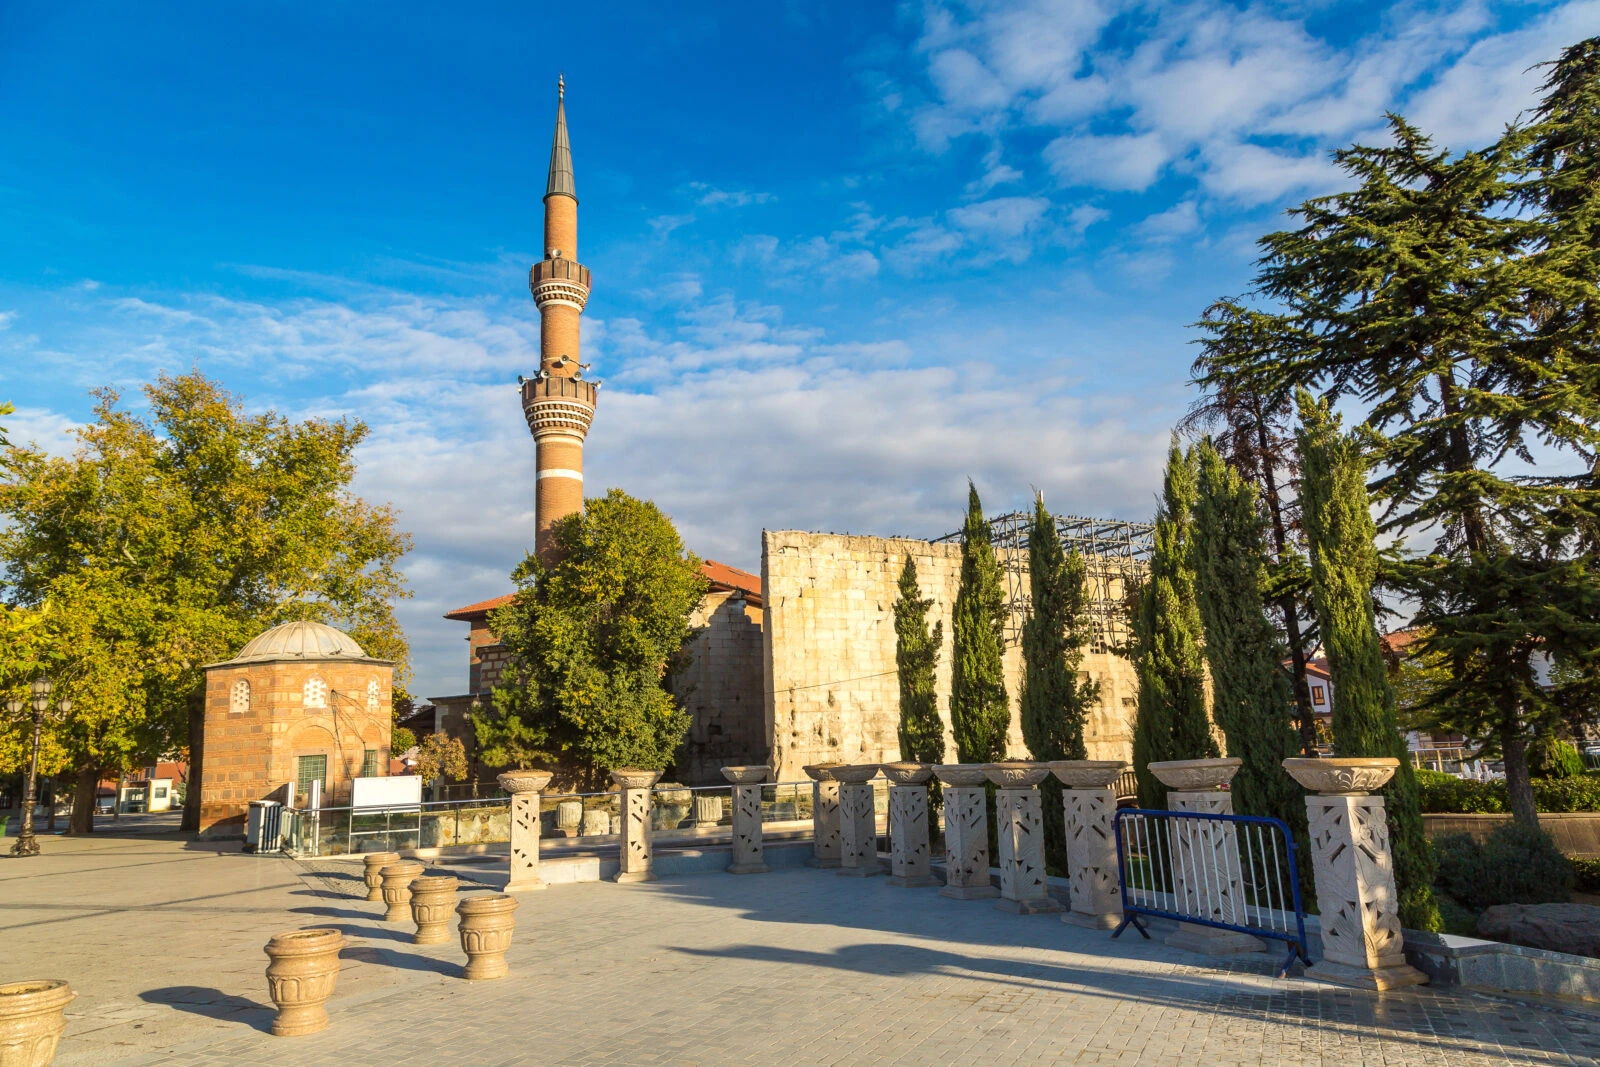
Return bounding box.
[56,697,72,715]
[30,676,52,699]
[5,697,22,716]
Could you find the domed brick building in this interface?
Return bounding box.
[198,620,394,837]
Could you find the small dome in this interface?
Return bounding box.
[226,621,369,664]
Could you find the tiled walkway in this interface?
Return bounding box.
[5,829,1598,1065]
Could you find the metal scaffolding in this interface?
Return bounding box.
[934,512,1154,651]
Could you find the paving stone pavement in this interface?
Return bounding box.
[6,827,1600,1065]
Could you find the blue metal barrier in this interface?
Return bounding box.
[1112,808,1310,976]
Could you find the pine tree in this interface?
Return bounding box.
[1187,300,1318,756]
[1128,441,1216,810]
[1256,82,1600,828]
[949,482,1010,765]
[1190,442,1306,844]
[1296,391,1440,931]
[895,554,945,770]
[1020,495,1100,872]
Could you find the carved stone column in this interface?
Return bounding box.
[1149,758,1261,954]
[833,765,882,877]
[802,763,843,868]
[1284,757,1427,990]
[984,763,1063,914]
[721,765,770,874]
[1049,760,1125,929]
[881,763,936,888]
[933,765,998,899]
[610,768,662,884]
[497,770,553,893]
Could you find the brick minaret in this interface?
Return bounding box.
[522,74,597,563]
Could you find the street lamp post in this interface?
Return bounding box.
[8,676,71,858]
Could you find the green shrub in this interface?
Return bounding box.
[1417,772,1505,814]
[1416,769,1600,813]
[1570,856,1600,895]
[1432,825,1575,911]
[1433,891,1480,936]
[1533,776,1600,813]
[1528,736,1586,779]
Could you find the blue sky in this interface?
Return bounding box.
[2,0,1594,697]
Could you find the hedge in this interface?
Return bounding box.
[1415,768,1600,814]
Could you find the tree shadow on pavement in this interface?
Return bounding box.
[139,986,274,1034]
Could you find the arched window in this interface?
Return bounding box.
[366,678,381,712]
[303,677,328,710]
[230,678,251,714]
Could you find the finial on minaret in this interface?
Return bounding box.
[558,73,564,100]
[545,74,576,202]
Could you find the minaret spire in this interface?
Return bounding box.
[546,74,576,203]
[523,75,596,564]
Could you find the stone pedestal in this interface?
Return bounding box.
[1050,761,1125,929]
[1149,758,1260,955]
[802,764,843,868]
[1284,758,1427,990]
[362,851,400,902]
[611,768,662,884]
[934,765,998,899]
[722,766,770,874]
[834,765,882,877]
[882,763,936,888]
[556,798,583,838]
[498,771,553,893]
[985,763,1063,915]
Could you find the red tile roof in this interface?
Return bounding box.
[445,560,763,621]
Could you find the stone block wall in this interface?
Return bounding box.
[670,591,769,784]
[762,530,1140,782]
[199,659,393,836]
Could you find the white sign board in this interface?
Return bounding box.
[351,775,423,813]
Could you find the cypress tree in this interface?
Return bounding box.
[1020,494,1099,873]
[1128,440,1216,811]
[949,482,1010,765]
[1191,441,1306,845]
[894,554,945,771]
[1296,391,1440,931]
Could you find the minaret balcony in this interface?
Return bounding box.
[520,375,598,441]
[529,258,591,311]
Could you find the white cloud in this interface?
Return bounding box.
[948,196,1050,238]
[689,183,776,208]
[1044,131,1169,191]
[1133,200,1200,241]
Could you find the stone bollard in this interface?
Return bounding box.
[1148,758,1261,955]
[833,765,883,877]
[611,768,663,883]
[720,766,770,874]
[881,762,937,887]
[379,860,425,923]
[456,893,519,980]
[984,762,1064,914]
[802,763,843,868]
[1049,760,1126,929]
[263,929,343,1036]
[0,979,75,1065]
[1284,757,1427,990]
[498,770,553,893]
[362,851,400,902]
[410,874,460,945]
[933,765,999,899]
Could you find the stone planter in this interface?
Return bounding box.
[0,979,74,1066]
[1047,760,1125,789]
[497,769,553,795]
[457,893,519,980]
[263,928,344,1037]
[1147,757,1242,792]
[933,764,998,899]
[379,860,425,923]
[720,765,768,785]
[1283,757,1398,795]
[981,761,1051,789]
[409,874,460,945]
[612,768,663,884]
[556,799,583,837]
[830,764,881,784]
[880,762,934,786]
[362,851,400,902]
[803,764,844,869]
[932,764,990,788]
